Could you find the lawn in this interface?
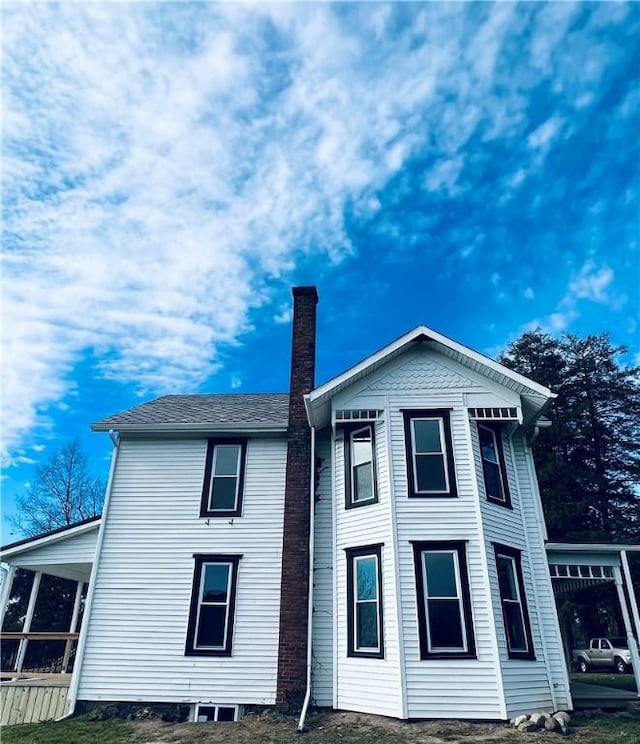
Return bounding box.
[570,673,638,693]
[2,708,640,744]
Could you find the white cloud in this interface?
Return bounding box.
[524,260,617,335]
[568,260,614,303]
[1,3,631,463]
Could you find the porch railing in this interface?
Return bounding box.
[0,632,79,678]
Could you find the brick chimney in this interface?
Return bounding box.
[276,286,318,713]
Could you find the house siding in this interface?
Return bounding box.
[77,436,286,706]
[7,528,98,568]
[312,431,333,707]
[333,347,543,719]
[334,419,403,718]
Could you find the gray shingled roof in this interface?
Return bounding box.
[92,393,290,431]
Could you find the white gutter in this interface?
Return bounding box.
[59,431,120,720]
[297,425,316,733]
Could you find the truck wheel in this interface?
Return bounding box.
[579,659,589,673]
[615,658,628,674]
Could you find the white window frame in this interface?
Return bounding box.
[185,555,240,657]
[194,703,241,722]
[411,417,450,494]
[478,423,508,503]
[422,549,468,653]
[208,444,242,513]
[353,554,381,653]
[495,550,533,658]
[193,561,233,651]
[349,425,376,506]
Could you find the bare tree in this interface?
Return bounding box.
[7,440,105,538]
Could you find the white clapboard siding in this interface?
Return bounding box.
[340,349,510,719]
[77,436,287,706]
[508,432,572,713]
[8,527,98,568]
[334,419,403,718]
[312,432,334,707]
[476,423,567,716]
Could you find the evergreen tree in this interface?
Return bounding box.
[500,330,640,542]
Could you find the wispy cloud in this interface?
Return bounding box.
[2,2,638,464]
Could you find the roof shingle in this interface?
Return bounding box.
[92,393,290,430]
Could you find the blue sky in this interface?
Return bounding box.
[2,2,639,543]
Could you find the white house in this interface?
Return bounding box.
[2,287,639,726]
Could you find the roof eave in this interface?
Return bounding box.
[1,518,102,558]
[306,325,556,421]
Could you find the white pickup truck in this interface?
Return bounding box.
[571,637,632,674]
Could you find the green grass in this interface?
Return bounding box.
[1,707,639,744]
[571,672,638,692]
[0,717,136,744]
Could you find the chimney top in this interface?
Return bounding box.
[292,286,319,301]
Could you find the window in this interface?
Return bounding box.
[185,555,240,656]
[346,545,383,658]
[344,424,377,508]
[195,704,240,722]
[494,544,535,660]
[200,439,247,517]
[478,423,511,507]
[412,541,476,659]
[403,409,457,497]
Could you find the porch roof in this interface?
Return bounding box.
[0,518,101,584]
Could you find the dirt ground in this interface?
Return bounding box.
[128,707,640,744]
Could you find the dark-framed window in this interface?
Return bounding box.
[346,544,384,658]
[200,439,247,517]
[403,409,457,497]
[478,423,511,507]
[494,544,535,660]
[185,554,241,656]
[344,424,377,508]
[412,541,476,659]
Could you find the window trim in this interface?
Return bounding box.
[403,409,458,498]
[346,544,384,658]
[194,704,240,722]
[478,423,512,508]
[412,540,476,660]
[493,543,535,660]
[185,554,241,657]
[200,439,247,518]
[344,423,378,509]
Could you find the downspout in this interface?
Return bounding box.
[297,425,316,733]
[59,431,120,720]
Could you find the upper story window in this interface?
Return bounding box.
[402,409,458,498]
[494,544,535,660]
[412,541,476,659]
[185,554,240,656]
[344,424,377,508]
[478,423,511,507]
[200,439,247,518]
[346,544,384,658]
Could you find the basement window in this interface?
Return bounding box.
[195,704,240,722]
